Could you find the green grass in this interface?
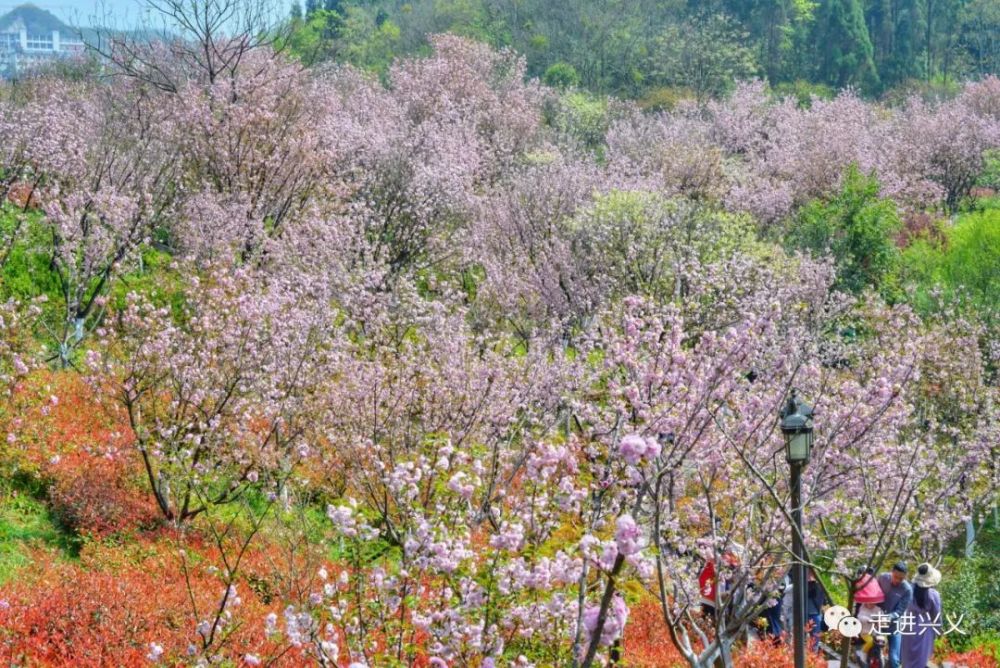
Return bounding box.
[0,487,77,582]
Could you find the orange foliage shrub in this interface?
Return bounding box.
[733,639,829,668]
[47,451,159,537]
[0,542,293,666]
[0,370,156,536]
[941,648,1000,668]
[623,598,830,668]
[623,598,688,667]
[2,370,132,476]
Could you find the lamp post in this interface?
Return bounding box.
[781,390,814,668]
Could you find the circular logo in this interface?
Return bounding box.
[823,604,851,630]
[837,615,863,638]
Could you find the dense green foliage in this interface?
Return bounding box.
[902,206,1000,326]
[788,166,902,297]
[284,0,999,97]
[940,519,1000,656]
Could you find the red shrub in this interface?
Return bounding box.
[47,452,159,537]
[733,639,829,668]
[622,599,692,667]
[0,545,294,667]
[2,370,133,477]
[941,648,1000,668]
[623,598,829,668]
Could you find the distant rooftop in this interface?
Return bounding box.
[0,4,71,34]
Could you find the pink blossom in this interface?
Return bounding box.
[614,514,642,556]
[583,593,629,647]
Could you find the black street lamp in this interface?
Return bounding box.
[781,390,814,668]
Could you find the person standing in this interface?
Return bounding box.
[877,562,913,668]
[805,568,828,650]
[901,563,943,668]
[763,574,789,643]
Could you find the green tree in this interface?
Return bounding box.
[283,9,341,64]
[648,13,759,102]
[284,6,400,69]
[960,0,1000,77]
[717,0,817,82]
[934,210,1000,325]
[789,165,902,296]
[922,0,964,81]
[813,0,879,88]
[866,0,926,88]
[543,62,581,88]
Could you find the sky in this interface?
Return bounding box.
[0,0,146,27]
[0,0,290,29]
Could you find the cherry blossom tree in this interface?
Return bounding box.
[893,92,1000,210]
[166,52,343,264]
[469,158,607,337]
[89,265,336,521]
[314,35,547,286]
[0,77,178,366]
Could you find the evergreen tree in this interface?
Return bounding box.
[814,0,879,88]
[866,0,926,88]
[892,0,926,84]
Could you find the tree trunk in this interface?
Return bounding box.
[839,577,856,668]
[965,516,975,557]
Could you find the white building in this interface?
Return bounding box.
[0,4,85,78]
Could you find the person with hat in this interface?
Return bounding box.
[901,563,942,668]
[877,562,913,668]
[853,571,886,663]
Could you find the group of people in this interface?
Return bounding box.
[760,568,829,650]
[855,562,943,668]
[761,561,943,668]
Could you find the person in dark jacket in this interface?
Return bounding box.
[805,568,828,650]
[763,575,789,643]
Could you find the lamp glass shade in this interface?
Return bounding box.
[786,431,811,463]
